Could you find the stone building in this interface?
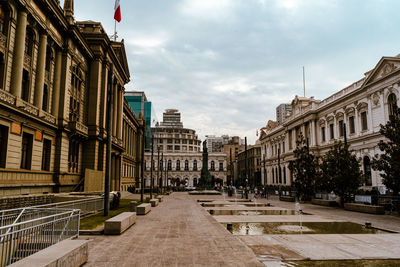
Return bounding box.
[221,136,244,185]
[259,54,400,192]
[0,0,144,196]
[237,143,261,187]
[144,109,227,187]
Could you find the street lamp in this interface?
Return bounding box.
[150,135,154,199]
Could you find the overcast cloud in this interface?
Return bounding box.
[73,0,400,144]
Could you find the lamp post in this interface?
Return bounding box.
[104,64,114,216]
[150,135,154,199]
[140,122,145,203]
[157,145,160,193]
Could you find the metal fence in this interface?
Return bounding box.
[0,207,80,266]
[31,196,104,216]
[378,196,400,213]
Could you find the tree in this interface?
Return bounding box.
[372,104,400,195]
[320,141,362,206]
[288,134,320,201]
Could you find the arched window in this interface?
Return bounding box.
[176,160,180,170]
[42,84,48,111]
[210,160,215,171]
[363,156,372,186]
[167,160,172,170]
[388,93,397,117]
[45,46,52,72]
[184,160,189,170]
[193,160,197,171]
[193,178,197,186]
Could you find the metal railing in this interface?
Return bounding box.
[30,197,104,216]
[0,207,80,266]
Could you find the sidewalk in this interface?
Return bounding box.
[82,192,263,267]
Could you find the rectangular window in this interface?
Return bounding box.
[361,112,368,131]
[282,142,285,153]
[175,139,180,144]
[174,145,180,150]
[288,130,293,150]
[329,124,334,140]
[41,139,51,171]
[182,139,187,144]
[0,125,8,168]
[158,139,163,144]
[321,127,326,142]
[349,116,355,134]
[167,139,172,143]
[219,162,223,171]
[338,120,344,137]
[21,132,33,170]
[167,145,173,150]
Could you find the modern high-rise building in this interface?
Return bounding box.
[205,135,244,152]
[276,103,292,125]
[125,91,152,150]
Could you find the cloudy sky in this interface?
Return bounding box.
[74,0,400,144]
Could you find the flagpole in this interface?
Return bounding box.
[114,20,117,41]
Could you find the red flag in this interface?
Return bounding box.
[114,0,121,22]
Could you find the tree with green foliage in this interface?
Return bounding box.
[320,141,362,206]
[288,134,320,201]
[372,104,400,196]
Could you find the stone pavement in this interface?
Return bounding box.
[81,192,264,267]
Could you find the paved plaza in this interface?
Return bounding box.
[81,192,400,266]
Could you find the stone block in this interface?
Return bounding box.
[312,198,338,207]
[156,195,163,202]
[344,203,385,215]
[137,203,151,215]
[150,198,159,207]
[104,212,136,235]
[9,239,88,267]
[279,196,295,202]
[130,201,138,212]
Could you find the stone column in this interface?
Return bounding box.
[113,84,118,137]
[117,89,122,139]
[52,51,62,117]
[310,120,316,146]
[34,33,48,108]
[367,97,373,133]
[355,109,359,136]
[10,10,28,97]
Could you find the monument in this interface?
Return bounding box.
[198,140,213,189]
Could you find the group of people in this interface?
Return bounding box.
[225,185,269,199]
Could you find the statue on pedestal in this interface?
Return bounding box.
[198,140,213,189]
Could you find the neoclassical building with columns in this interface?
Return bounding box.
[259,54,400,192]
[144,109,227,187]
[0,0,144,196]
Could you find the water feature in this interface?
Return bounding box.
[226,222,390,235]
[208,209,302,216]
[295,202,302,234]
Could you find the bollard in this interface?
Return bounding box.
[130,201,138,212]
[209,210,214,215]
[227,223,233,231]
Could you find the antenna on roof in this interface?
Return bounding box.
[303,66,306,97]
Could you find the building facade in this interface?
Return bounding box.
[144,109,227,187]
[237,143,261,187]
[259,54,400,192]
[0,0,143,196]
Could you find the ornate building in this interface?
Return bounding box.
[259,54,400,192]
[144,109,227,187]
[0,0,144,196]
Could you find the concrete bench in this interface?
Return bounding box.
[344,203,385,215]
[279,196,295,202]
[312,198,338,207]
[130,201,138,212]
[9,239,88,267]
[104,212,136,235]
[150,198,159,207]
[156,195,163,202]
[137,203,151,215]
